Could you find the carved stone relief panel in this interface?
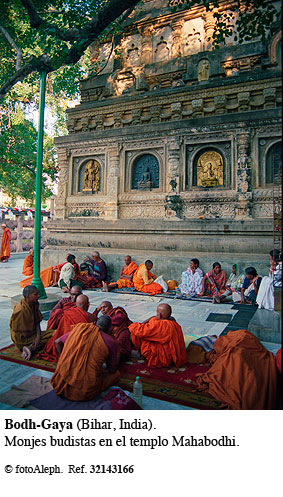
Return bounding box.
[72,155,105,195]
[186,142,231,189]
[125,147,164,192]
[258,137,282,186]
[122,34,141,68]
[183,18,205,55]
[153,26,172,63]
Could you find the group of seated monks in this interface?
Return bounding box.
[19,249,281,307]
[9,285,187,401]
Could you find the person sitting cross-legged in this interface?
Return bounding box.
[9,285,53,360]
[51,315,120,401]
[178,258,203,296]
[129,303,187,368]
[45,285,83,331]
[93,300,132,361]
[133,259,163,295]
[37,294,95,363]
[102,255,138,292]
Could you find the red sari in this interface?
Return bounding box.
[202,268,227,297]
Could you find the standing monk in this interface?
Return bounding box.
[93,301,132,361]
[1,224,11,263]
[133,260,163,295]
[129,304,187,368]
[10,285,53,360]
[51,315,120,401]
[102,255,138,291]
[37,294,94,363]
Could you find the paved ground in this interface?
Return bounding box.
[0,255,281,410]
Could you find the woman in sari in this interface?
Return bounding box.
[199,262,227,301]
[215,263,245,303]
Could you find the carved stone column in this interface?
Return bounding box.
[172,20,184,59]
[203,9,216,49]
[235,128,252,219]
[140,25,153,65]
[105,146,120,220]
[165,138,183,219]
[55,148,70,220]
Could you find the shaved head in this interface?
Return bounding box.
[97,315,112,334]
[76,294,89,311]
[157,303,172,320]
[70,285,83,302]
[100,301,113,314]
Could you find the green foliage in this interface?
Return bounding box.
[0,102,57,203]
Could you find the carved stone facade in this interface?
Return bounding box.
[51,0,282,258]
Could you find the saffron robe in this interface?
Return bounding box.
[129,317,187,368]
[133,264,163,295]
[37,306,90,363]
[10,298,53,351]
[1,227,11,260]
[19,254,54,288]
[51,322,120,401]
[46,297,76,331]
[196,329,278,410]
[114,261,138,289]
[93,306,132,360]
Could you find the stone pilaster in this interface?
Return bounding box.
[140,25,153,65]
[172,20,184,59]
[203,9,216,50]
[105,147,120,220]
[235,128,252,219]
[55,148,69,220]
[165,137,183,219]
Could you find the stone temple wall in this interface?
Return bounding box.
[43,0,282,270]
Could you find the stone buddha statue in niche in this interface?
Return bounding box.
[197,151,224,187]
[138,167,152,189]
[83,160,100,192]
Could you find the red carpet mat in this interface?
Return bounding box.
[0,344,221,409]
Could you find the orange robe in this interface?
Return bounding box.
[37,306,90,363]
[196,329,278,410]
[133,264,163,295]
[46,300,76,331]
[129,317,187,368]
[19,254,54,288]
[1,227,11,260]
[51,322,120,401]
[115,261,138,289]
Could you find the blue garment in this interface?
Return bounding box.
[242,276,262,290]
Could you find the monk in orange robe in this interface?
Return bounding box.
[45,285,83,331]
[93,301,132,361]
[19,249,55,288]
[133,260,163,295]
[51,315,120,401]
[37,294,94,363]
[196,329,278,410]
[102,255,138,291]
[129,303,187,368]
[1,224,11,262]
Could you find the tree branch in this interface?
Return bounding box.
[20,0,42,28]
[0,25,23,70]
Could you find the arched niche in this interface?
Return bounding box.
[131,153,160,190]
[78,159,102,193]
[192,148,225,188]
[265,141,282,185]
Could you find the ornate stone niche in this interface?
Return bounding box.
[131,153,160,190]
[258,138,282,186]
[198,59,210,81]
[186,142,232,190]
[72,156,105,194]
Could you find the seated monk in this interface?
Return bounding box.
[37,294,95,363]
[133,260,163,295]
[9,285,53,360]
[46,285,83,331]
[93,301,132,361]
[102,255,138,292]
[51,315,120,401]
[129,303,187,368]
[19,249,55,288]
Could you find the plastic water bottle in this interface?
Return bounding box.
[133,376,143,408]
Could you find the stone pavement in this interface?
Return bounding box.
[0,255,281,410]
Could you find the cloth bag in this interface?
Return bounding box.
[154,275,168,292]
